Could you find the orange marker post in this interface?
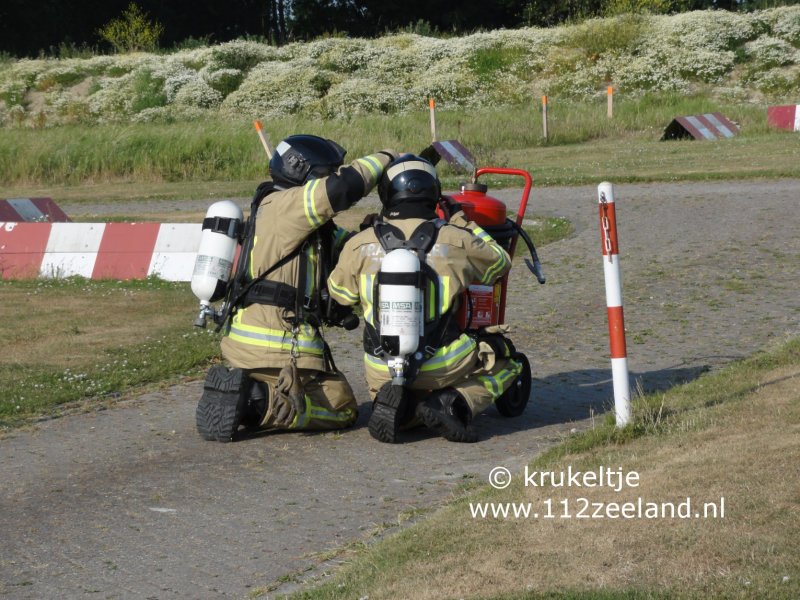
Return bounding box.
[429,98,437,142]
[254,120,273,160]
[607,86,614,119]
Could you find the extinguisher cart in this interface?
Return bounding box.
[445,167,544,417]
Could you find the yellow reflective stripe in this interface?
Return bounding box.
[305,244,317,297]
[228,314,324,355]
[365,353,389,372]
[333,226,349,250]
[440,276,450,313]
[363,334,477,373]
[329,280,359,304]
[481,244,510,285]
[289,396,314,429]
[419,335,475,372]
[470,225,509,284]
[356,155,381,179]
[309,406,355,423]
[472,225,492,241]
[289,397,354,428]
[479,359,523,400]
[361,273,375,326]
[427,280,435,320]
[249,234,258,278]
[304,178,322,227]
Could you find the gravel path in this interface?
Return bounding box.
[2,179,799,599]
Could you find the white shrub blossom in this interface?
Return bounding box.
[769,6,800,45]
[1,7,799,125]
[174,79,222,108]
[745,36,797,68]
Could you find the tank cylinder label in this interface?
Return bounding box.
[380,301,421,334]
[193,255,233,282]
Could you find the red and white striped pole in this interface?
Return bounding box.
[598,182,631,427]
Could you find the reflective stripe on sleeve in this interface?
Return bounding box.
[329,279,359,304]
[480,243,510,285]
[303,178,323,227]
[355,155,382,180]
[470,225,510,285]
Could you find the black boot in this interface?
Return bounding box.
[368,382,407,444]
[416,388,478,443]
[195,366,248,442]
[241,379,269,429]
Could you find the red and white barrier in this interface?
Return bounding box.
[598,182,631,427]
[0,222,201,281]
[767,104,800,132]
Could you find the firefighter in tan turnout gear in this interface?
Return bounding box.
[196,134,396,442]
[327,154,529,443]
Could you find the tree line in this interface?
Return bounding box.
[0,0,794,57]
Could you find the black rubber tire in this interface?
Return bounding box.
[368,383,405,444]
[195,366,246,442]
[495,352,532,418]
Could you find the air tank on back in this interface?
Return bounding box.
[191,200,243,327]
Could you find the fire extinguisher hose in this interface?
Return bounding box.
[484,219,546,284]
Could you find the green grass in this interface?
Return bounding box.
[0,278,218,427]
[1,94,794,191]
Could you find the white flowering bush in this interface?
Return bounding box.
[769,6,800,45]
[221,60,329,117]
[746,65,800,97]
[131,104,214,123]
[745,36,797,68]
[203,68,244,97]
[1,7,800,125]
[175,78,222,108]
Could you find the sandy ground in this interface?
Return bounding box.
[1,179,799,599]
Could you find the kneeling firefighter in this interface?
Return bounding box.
[327,154,530,443]
[195,134,397,442]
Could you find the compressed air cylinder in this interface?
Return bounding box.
[191,200,243,306]
[379,248,423,357]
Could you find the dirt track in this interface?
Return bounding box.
[2,179,799,599]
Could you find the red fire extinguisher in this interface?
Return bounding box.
[440,167,546,329]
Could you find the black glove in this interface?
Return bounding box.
[439,195,464,221]
[359,212,379,231]
[419,144,441,166]
[325,300,360,330]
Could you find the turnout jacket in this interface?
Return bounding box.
[221,152,393,372]
[327,212,511,370]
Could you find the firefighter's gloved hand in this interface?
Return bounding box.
[377,149,398,163]
[359,212,379,231]
[325,301,360,330]
[440,195,464,221]
[274,363,306,427]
